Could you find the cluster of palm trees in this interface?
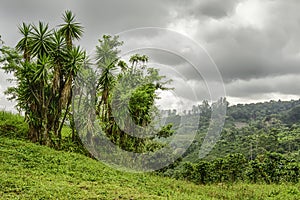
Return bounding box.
[1,11,86,147]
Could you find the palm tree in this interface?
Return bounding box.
[34,55,52,144]
[129,54,149,68]
[16,23,32,62]
[61,46,85,106]
[95,35,122,122]
[59,46,86,141]
[59,10,83,49]
[58,10,84,142]
[30,21,53,58]
[15,21,53,144]
[50,30,66,94]
[57,11,84,97]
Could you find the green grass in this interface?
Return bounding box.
[0,111,28,139]
[0,136,299,199]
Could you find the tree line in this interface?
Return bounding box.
[159,99,300,184]
[161,153,299,184]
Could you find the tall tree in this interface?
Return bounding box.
[59,10,84,142]
[95,35,123,122]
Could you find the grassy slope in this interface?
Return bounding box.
[0,137,299,199]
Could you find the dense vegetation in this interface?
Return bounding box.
[159,99,300,184]
[0,10,299,199]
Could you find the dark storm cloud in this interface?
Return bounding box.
[187,0,242,19]
[226,74,300,98]
[1,0,300,107]
[118,28,224,83]
[0,0,174,49]
[168,0,300,103]
[0,0,70,46]
[68,0,177,53]
[167,0,300,82]
[205,22,300,83]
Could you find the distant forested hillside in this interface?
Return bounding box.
[159,99,300,184]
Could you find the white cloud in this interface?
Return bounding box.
[234,0,268,29]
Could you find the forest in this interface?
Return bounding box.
[0,11,299,199]
[160,99,300,184]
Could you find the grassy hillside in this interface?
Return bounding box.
[0,136,299,199]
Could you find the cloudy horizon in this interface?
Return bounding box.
[1,0,300,111]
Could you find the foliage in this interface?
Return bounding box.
[76,35,175,154]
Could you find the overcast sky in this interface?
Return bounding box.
[1,0,300,111]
